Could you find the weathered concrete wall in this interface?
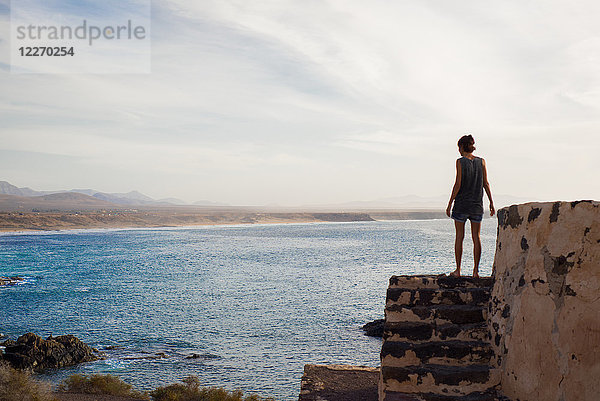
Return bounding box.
[489,201,600,401]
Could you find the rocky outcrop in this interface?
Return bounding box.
[299,364,379,401]
[489,201,600,401]
[0,276,23,286]
[363,319,385,337]
[0,333,99,371]
[379,275,505,401]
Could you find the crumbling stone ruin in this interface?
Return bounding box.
[301,201,600,401]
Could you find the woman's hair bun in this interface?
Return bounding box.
[458,134,476,153]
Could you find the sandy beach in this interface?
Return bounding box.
[0,209,445,233]
[0,210,370,232]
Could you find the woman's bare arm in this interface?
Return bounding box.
[446,159,462,217]
[482,158,495,216]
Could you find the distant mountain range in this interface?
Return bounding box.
[0,192,119,211]
[0,180,230,211]
[0,180,533,213]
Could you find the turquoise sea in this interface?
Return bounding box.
[0,219,497,400]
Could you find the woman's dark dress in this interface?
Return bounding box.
[452,156,484,216]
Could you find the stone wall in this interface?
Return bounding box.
[489,201,600,401]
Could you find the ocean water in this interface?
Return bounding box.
[0,219,497,400]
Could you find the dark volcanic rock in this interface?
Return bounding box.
[0,332,99,371]
[185,352,220,360]
[0,339,16,347]
[0,276,23,286]
[362,319,384,337]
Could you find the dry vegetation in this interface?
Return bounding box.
[58,374,148,399]
[150,376,274,401]
[0,362,57,401]
[0,364,274,401]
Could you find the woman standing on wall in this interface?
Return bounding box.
[446,135,495,278]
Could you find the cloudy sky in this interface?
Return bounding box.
[1,0,599,206]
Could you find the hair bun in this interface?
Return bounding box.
[457,134,476,153]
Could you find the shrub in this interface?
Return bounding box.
[0,361,57,401]
[150,376,274,401]
[58,373,149,399]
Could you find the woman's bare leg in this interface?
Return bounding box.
[451,220,465,277]
[471,221,482,278]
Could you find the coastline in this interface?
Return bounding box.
[0,210,446,233]
[0,211,372,233]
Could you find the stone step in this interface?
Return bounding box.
[389,275,493,290]
[383,322,489,343]
[381,340,493,367]
[381,364,499,396]
[385,304,487,325]
[382,388,508,401]
[386,287,491,308]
